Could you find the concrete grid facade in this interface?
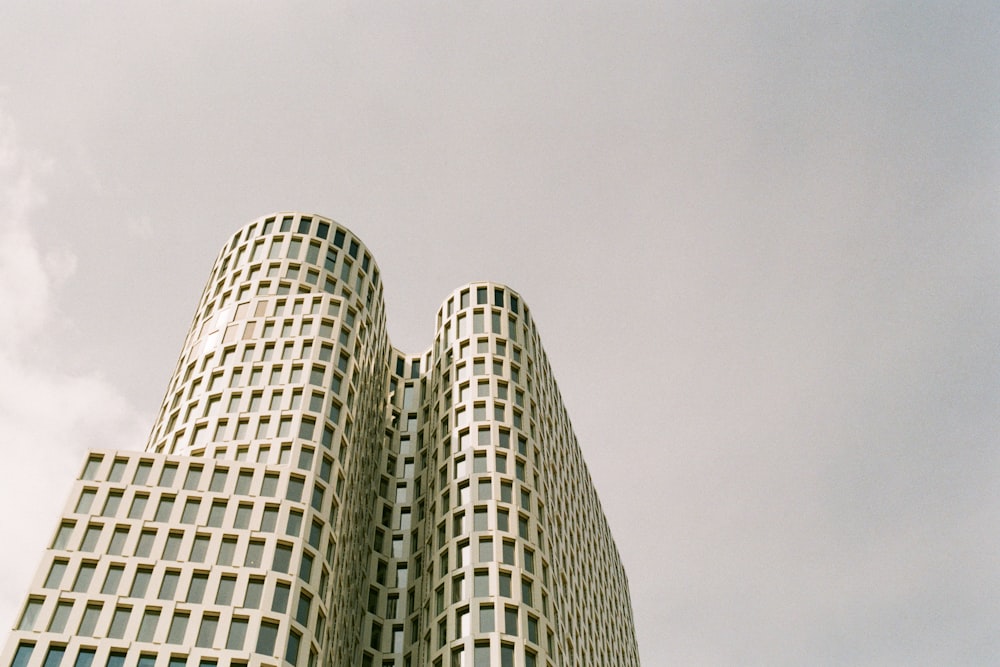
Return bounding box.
[2,213,640,667]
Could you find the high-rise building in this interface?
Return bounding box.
[2,214,640,667]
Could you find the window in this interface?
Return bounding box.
[82,456,102,479]
[17,599,42,631]
[218,537,237,566]
[208,501,226,527]
[109,527,129,555]
[236,471,253,494]
[109,607,130,639]
[479,604,494,632]
[261,505,279,531]
[167,611,189,644]
[227,617,248,650]
[52,522,75,550]
[155,497,175,522]
[160,463,178,486]
[285,630,301,665]
[474,644,490,667]
[102,565,124,594]
[73,562,96,592]
[500,644,514,667]
[45,560,67,588]
[474,570,489,596]
[187,572,209,603]
[136,530,156,557]
[479,538,493,562]
[210,468,227,492]
[48,601,73,633]
[245,540,264,567]
[499,571,512,597]
[216,575,236,605]
[184,467,202,490]
[159,570,180,599]
[181,498,200,524]
[190,534,210,562]
[272,581,291,613]
[129,495,148,520]
[235,503,252,529]
[244,578,264,608]
[256,620,279,655]
[138,608,160,641]
[273,543,293,573]
[74,650,95,667]
[296,593,311,625]
[103,491,124,517]
[196,615,219,648]
[504,607,518,636]
[502,541,516,565]
[78,604,102,635]
[81,524,102,551]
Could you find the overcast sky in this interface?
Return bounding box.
[1,3,998,665]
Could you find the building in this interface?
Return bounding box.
[2,213,640,667]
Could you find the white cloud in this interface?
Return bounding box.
[0,112,147,630]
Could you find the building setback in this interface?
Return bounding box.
[2,213,640,667]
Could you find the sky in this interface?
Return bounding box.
[0,2,998,665]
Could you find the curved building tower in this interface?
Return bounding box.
[2,214,640,667]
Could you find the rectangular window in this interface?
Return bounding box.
[216,575,236,605]
[480,605,495,632]
[474,644,490,667]
[478,537,495,564]
[78,603,102,636]
[499,572,512,597]
[273,544,293,573]
[45,560,67,588]
[227,617,248,650]
[181,498,200,524]
[504,607,518,636]
[207,501,226,527]
[167,611,189,644]
[243,578,264,608]
[109,527,129,555]
[73,562,96,592]
[159,570,180,599]
[187,572,209,603]
[138,608,160,642]
[196,615,218,648]
[103,491,123,517]
[256,620,279,655]
[190,534,210,562]
[108,607,130,639]
[48,601,73,633]
[42,647,65,667]
[245,540,264,567]
[102,565,124,594]
[52,522,75,550]
[155,497,175,522]
[136,530,156,557]
[129,495,148,520]
[218,537,237,566]
[17,599,42,631]
[80,524,101,551]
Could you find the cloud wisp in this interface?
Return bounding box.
[0,112,148,630]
